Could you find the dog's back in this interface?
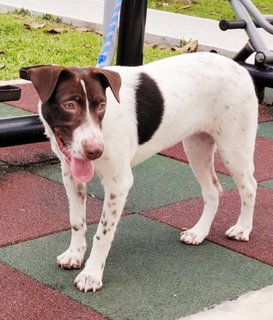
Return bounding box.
[103,52,258,166]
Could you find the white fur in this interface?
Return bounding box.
[40,52,258,292]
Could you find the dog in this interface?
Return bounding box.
[29,52,258,293]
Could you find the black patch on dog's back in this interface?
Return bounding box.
[136,73,164,144]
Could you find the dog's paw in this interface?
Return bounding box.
[225,224,251,241]
[180,228,207,245]
[74,270,103,293]
[57,247,86,269]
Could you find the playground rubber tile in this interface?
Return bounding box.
[1,215,273,320]
[257,121,273,140]
[0,263,106,320]
[161,136,273,182]
[0,102,31,117]
[258,104,273,122]
[6,83,39,113]
[0,170,104,246]
[260,179,273,189]
[144,187,273,266]
[0,141,55,165]
[29,155,235,212]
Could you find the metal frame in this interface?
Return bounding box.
[219,0,273,96]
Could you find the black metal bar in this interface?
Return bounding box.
[0,115,48,147]
[233,41,254,62]
[219,17,273,31]
[0,85,21,102]
[238,62,273,88]
[220,19,247,30]
[116,0,148,66]
[20,65,52,81]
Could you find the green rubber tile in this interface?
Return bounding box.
[1,215,273,320]
[259,179,273,190]
[257,121,273,140]
[0,102,31,118]
[29,155,235,212]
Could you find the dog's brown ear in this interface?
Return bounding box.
[93,69,121,103]
[28,66,65,103]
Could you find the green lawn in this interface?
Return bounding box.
[0,1,272,80]
[149,0,273,20]
[0,10,178,80]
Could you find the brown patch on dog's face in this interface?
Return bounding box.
[29,65,121,161]
[41,69,107,149]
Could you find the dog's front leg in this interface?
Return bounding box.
[74,168,133,292]
[57,161,87,269]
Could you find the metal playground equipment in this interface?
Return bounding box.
[219,0,273,97]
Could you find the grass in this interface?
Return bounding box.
[149,0,273,20]
[0,10,178,80]
[0,2,272,80]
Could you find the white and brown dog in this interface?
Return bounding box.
[29,52,258,293]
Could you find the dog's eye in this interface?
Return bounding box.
[62,102,75,110]
[97,102,106,113]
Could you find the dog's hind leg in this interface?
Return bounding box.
[216,136,257,241]
[74,162,134,292]
[180,133,222,245]
[57,161,88,269]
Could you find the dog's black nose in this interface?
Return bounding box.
[83,143,104,160]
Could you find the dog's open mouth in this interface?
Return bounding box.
[55,132,94,183]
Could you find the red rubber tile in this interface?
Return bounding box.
[7,83,39,113]
[0,142,55,165]
[259,105,273,122]
[161,136,273,182]
[144,187,273,266]
[0,171,103,246]
[0,263,106,320]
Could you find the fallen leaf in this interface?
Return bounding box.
[95,30,103,36]
[0,64,5,69]
[172,39,198,53]
[182,5,193,9]
[146,43,159,49]
[24,22,45,30]
[76,27,91,32]
[44,28,68,34]
[182,39,198,52]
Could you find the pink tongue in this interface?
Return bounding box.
[71,157,94,183]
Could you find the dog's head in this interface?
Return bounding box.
[29,65,121,182]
